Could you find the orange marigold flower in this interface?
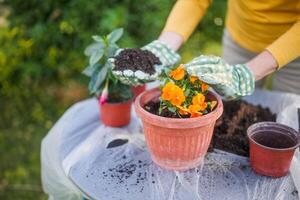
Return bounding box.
[188,104,201,113]
[192,93,205,105]
[199,102,207,111]
[169,66,185,81]
[190,76,198,83]
[190,112,202,118]
[162,82,185,106]
[201,82,209,92]
[161,82,175,101]
[188,104,202,118]
[170,88,185,106]
[176,105,189,115]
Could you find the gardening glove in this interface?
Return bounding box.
[183,55,255,100]
[110,40,181,86]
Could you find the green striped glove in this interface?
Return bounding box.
[183,55,255,100]
[110,40,180,86]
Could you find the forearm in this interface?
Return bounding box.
[246,50,277,81]
[158,31,184,51]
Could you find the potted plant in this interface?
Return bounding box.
[135,65,223,170]
[83,28,133,127]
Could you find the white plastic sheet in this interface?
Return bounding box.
[41,89,300,200]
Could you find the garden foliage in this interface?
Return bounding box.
[0,0,226,199]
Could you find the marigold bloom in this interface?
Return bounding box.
[188,104,202,118]
[162,82,185,106]
[190,112,202,118]
[170,88,185,106]
[190,76,198,83]
[192,93,205,105]
[198,102,207,111]
[169,66,185,80]
[162,82,175,101]
[177,105,189,115]
[201,82,209,92]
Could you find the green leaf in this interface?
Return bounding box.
[184,88,190,96]
[82,64,101,77]
[106,44,119,57]
[107,28,123,43]
[89,48,104,66]
[167,106,176,113]
[92,35,105,43]
[90,64,109,94]
[84,42,104,56]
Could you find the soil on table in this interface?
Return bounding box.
[114,48,161,74]
[144,99,277,157]
[210,100,276,157]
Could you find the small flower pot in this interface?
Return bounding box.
[135,88,223,171]
[131,85,146,101]
[247,122,300,178]
[99,98,132,127]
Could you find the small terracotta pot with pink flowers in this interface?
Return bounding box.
[135,66,223,171]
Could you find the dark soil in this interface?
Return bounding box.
[252,131,296,148]
[144,100,188,118]
[114,48,161,74]
[210,100,276,156]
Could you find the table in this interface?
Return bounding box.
[41,89,300,200]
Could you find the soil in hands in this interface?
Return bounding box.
[144,100,189,118]
[114,49,161,74]
[209,100,276,157]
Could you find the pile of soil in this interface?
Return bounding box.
[210,100,276,156]
[114,49,161,74]
[143,99,277,157]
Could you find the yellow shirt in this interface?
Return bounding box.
[162,0,300,68]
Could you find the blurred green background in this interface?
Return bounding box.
[0,0,226,199]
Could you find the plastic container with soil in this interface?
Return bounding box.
[247,122,300,177]
[99,97,132,127]
[135,88,223,171]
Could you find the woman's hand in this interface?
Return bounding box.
[110,40,181,86]
[183,55,255,100]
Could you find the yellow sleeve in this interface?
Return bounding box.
[162,0,212,42]
[266,18,300,68]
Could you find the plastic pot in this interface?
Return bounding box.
[99,98,132,127]
[247,122,300,178]
[135,88,223,171]
[131,85,146,101]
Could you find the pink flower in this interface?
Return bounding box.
[100,81,109,105]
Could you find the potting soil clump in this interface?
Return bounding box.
[114,49,161,74]
[210,100,276,157]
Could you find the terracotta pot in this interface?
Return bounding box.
[247,122,300,178]
[135,88,223,170]
[99,98,132,127]
[131,85,146,101]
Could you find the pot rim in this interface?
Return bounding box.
[247,121,300,151]
[99,97,133,105]
[135,87,223,129]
